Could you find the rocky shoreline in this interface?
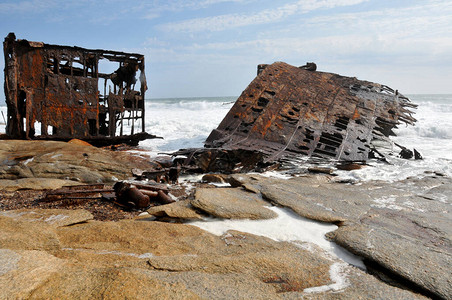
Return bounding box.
[1,140,451,299]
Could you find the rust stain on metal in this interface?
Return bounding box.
[3,32,154,146]
[205,62,417,162]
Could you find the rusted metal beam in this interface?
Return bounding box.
[41,181,174,210]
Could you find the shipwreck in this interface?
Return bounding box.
[177,62,418,173]
[2,32,418,174]
[3,33,153,146]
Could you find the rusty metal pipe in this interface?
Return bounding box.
[140,189,158,198]
[156,190,175,205]
[125,186,150,209]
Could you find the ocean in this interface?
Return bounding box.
[1,94,451,182]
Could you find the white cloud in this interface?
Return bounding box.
[159,0,370,32]
[139,0,251,15]
[144,13,160,20]
[196,0,251,7]
[118,0,452,77]
[305,1,452,34]
[0,0,57,13]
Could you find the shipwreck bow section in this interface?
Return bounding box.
[3,33,153,146]
[205,62,417,162]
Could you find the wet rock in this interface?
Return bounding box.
[202,173,227,184]
[422,182,452,202]
[328,209,452,300]
[260,176,372,223]
[291,263,427,299]
[225,174,248,187]
[193,188,277,219]
[414,148,423,160]
[146,201,204,220]
[226,173,286,194]
[399,148,414,159]
[254,174,452,299]
[335,163,365,171]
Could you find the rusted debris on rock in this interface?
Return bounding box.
[205,62,417,162]
[42,181,174,210]
[3,33,154,146]
[133,168,181,184]
[114,181,174,209]
[42,184,114,205]
[172,148,274,174]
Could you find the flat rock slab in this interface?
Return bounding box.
[0,215,61,251]
[0,178,81,191]
[288,263,427,300]
[27,266,202,300]
[146,201,204,220]
[0,249,66,299]
[0,209,93,251]
[328,209,452,300]
[0,209,93,227]
[233,173,452,299]
[0,140,160,186]
[254,176,371,223]
[56,218,226,256]
[193,187,277,219]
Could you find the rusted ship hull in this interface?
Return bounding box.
[205,62,417,162]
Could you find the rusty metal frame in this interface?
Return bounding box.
[3,33,149,145]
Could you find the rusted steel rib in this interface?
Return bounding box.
[42,184,112,202]
[205,62,417,162]
[41,181,173,210]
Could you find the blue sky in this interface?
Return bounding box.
[1,0,451,100]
